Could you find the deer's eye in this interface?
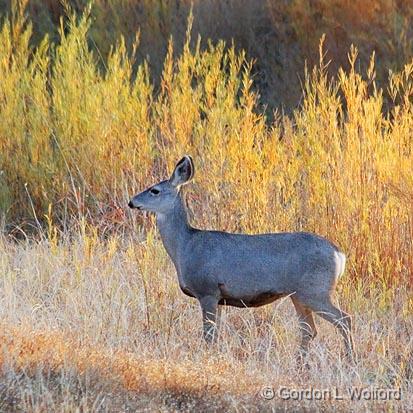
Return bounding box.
[149,188,160,195]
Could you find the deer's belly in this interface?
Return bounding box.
[218,283,286,307]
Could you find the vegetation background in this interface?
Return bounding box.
[0,0,412,411]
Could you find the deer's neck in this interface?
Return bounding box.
[156,193,194,271]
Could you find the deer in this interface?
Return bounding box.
[128,155,355,363]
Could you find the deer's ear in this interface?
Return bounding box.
[169,155,195,187]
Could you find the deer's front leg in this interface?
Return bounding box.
[199,295,219,344]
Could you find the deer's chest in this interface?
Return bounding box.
[176,265,218,299]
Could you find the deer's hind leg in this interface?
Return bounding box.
[291,296,317,366]
[300,295,355,363]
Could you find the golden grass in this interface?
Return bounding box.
[0,324,245,399]
[0,234,412,410]
[0,8,412,286]
[0,4,413,411]
[12,0,413,110]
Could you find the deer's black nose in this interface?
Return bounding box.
[128,200,134,209]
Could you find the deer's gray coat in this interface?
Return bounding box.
[129,156,355,362]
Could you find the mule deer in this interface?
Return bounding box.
[128,156,355,362]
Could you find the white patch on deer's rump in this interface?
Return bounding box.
[334,251,346,278]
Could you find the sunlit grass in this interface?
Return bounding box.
[0,7,412,287]
[0,233,412,410]
[0,4,413,411]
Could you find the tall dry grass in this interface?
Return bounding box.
[4,0,413,109]
[1,7,412,286]
[0,232,412,411]
[0,4,413,411]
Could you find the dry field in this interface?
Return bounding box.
[0,232,412,412]
[1,3,413,412]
